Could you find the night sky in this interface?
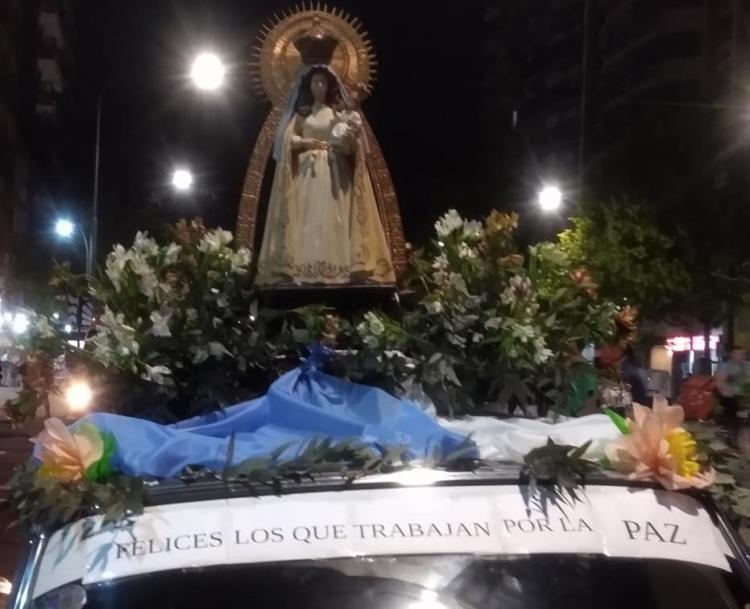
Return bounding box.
[72,0,487,256]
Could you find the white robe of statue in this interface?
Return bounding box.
[256,103,395,285]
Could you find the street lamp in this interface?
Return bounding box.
[65,380,93,413]
[171,168,193,191]
[11,313,29,335]
[55,219,75,239]
[55,218,92,274]
[538,185,563,213]
[190,52,225,91]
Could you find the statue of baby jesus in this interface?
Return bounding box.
[330,83,367,155]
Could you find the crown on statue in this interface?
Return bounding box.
[293,17,339,65]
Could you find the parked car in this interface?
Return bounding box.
[12,465,750,609]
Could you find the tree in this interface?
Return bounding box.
[558,197,691,320]
[587,106,750,368]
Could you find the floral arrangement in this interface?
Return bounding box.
[5,221,281,421]
[342,210,619,414]
[5,211,623,423]
[5,211,747,539]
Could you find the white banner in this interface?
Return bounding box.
[33,484,732,598]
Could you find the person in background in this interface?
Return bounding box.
[715,345,749,444]
[620,345,649,406]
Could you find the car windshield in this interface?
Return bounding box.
[33,554,748,609]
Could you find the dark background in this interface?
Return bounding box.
[73,0,488,253]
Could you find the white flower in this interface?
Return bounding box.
[98,306,120,329]
[500,287,516,306]
[432,253,449,271]
[141,364,172,385]
[129,254,159,299]
[509,275,530,290]
[534,348,554,364]
[90,306,141,362]
[199,228,234,253]
[149,311,172,337]
[133,231,159,258]
[139,274,158,299]
[231,248,252,271]
[105,244,130,291]
[512,323,535,343]
[431,253,450,283]
[458,242,477,259]
[484,317,503,330]
[163,243,181,265]
[434,209,464,237]
[462,219,483,238]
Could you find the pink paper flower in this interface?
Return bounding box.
[33,418,104,482]
[605,397,715,490]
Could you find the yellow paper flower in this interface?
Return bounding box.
[605,397,714,490]
[33,418,104,482]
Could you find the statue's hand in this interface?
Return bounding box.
[303,138,329,151]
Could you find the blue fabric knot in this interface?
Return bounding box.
[301,343,332,373]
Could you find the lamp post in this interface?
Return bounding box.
[164,54,224,194]
[91,94,101,278]
[84,53,224,269]
[55,218,92,275]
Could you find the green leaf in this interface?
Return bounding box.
[569,440,592,460]
[84,432,117,483]
[603,407,630,435]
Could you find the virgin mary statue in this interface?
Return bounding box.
[256,65,395,286]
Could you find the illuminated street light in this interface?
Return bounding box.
[190,52,225,91]
[55,218,93,274]
[172,168,193,191]
[65,380,93,413]
[538,185,563,212]
[55,218,75,238]
[11,313,29,335]
[64,323,73,334]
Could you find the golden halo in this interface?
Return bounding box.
[250,2,377,106]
